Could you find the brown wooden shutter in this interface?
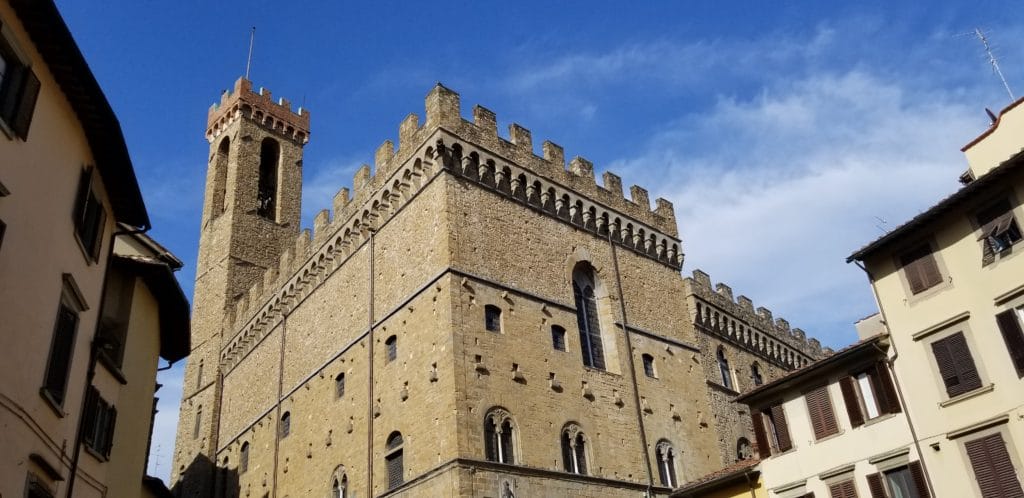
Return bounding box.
[803,493,816,498]
[909,461,931,498]
[965,433,1024,498]
[806,385,839,439]
[751,411,772,458]
[771,404,793,452]
[103,406,117,457]
[901,244,942,294]
[996,310,1024,377]
[828,479,858,498]
[931,333,981,397]
[11,68,40,140]
[865,472,886,498]
[873,362,901,414]
[839,376,865,427]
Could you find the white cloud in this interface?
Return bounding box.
[610,70,981,347]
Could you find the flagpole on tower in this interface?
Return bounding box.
[245,26,256,79]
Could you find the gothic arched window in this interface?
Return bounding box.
[240,442,250,474]
[385,335,397,363]
[484,408,516,464]
[280,411,291,438]
[751,362,763,386]
[655,440,678,487]
[331,474,347,498]
[211,137,229,219]
[385,431,404,489]
[717,347,733,389]
[561,423,588,475]
[573,264,605,370]
[257,137,280,220]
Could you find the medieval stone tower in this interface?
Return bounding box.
[171,77,828,498]
[173,77,309,495]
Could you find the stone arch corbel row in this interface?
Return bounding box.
[434,137,683,269]
[206,103,308,144]
[692,299,812,370]
[218,145,439,371]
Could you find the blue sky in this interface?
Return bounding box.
[55,0,1024,483]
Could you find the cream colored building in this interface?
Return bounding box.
[848,98,1024,497]
[0,1,188,496]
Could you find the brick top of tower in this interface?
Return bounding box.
[206,77,310,143]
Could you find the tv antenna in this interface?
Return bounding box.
[244,26,256,79]
[965,28,1014,101]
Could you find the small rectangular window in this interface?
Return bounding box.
[73,167,106,262]
[976,199,1022,263]
[899,243,943,295]
[551,326,566,351]
[930,332,982,398]
[42,303,79,407]
[385,336,397,363]
[485,305,501,332]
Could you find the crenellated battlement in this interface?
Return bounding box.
[206,77,310,144]
[683,269,832,369]
[216,83,687,370]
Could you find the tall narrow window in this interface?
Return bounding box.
[280,411,291,438]
[805,385,839,440]
[73,167,106,262]
[196,359,204,389]
[211,137,230,218]
[193,405,202,439]
[655,440,678,488]
[717,347,733,389]
[573,264,605,370]
[82,386,117,458]
[642,354,656,378]
[385,431,404,489]
[335,372,345,399]
[240,442,250,473]
[484,408,516,464]
[257,138,280,220]
[42,276,85,408]
[752,404,792,457]
[385,335,397,363]
[0,29,41,139]
[561,424,588,475]
[332,474,347,498]
[751,363,763,386]
[485,305,502,332]
[551,325,566,351]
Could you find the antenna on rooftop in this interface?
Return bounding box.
[245,26,256,79]
[966,27,1014,101]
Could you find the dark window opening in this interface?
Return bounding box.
[280,411,291,438]
[561,426,588,475]
[573,264,605,370]
[193,405,202,439]
[257,138,280,220]
[385,335,397,363]
[899,243,943,295]
[42,302,79,406]
[386,431,404,489]
[211,137,230,219]
[717,347,733,389]
[737,437,753,461]
[752,363,763,386]
[74,167,107,262]
[642,354,656,378]
[485,305,502,332]
[551,325,566,351]
[976,199,1022,259]
[82,386,117,458]
[656,442,678,488]
[335,372,345,398]
[240,442,250,473]
[0,31,40,139]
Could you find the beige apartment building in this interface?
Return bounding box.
[0,1,189,497]
[848,97,1024,497]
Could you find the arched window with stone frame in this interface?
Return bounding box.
[560,423,589,475]
[329,466,348,498]
[717,346,733,390]
[572,263,605,370]
[483,407,516,464]
[385,431,404,489]
[655,440,679,487]
[257,137,281,220]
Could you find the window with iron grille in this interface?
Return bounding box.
[240,442,250,473]
[280,411,291,438]
[930,332,982,398]
[82,386,117,458]
[385,335,397,363]
[485,305,501,332]
[551,325,566,351]
[385,431,404,489]
[335,372,345,399]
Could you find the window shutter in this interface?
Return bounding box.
[751,411,771,458]
[81,387,99,448]
[103,406,117,457]
[771,404,793,452]
[908,461,931,498]
[932,333,981,397]
[89,201,107,260]
[873,362,901,414]
[901,245,942,294]
[995,310,1024,377]
[828,481,855,498]
[44,306,78,404]
[0,63,26,123]
[919,252,942,289]
[806,386,838,439]
[839,376,865,428]
[965,433,1024,498]
[865,472,886,498]
[11,67,40,140]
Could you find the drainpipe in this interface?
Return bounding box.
[853,260,937,498]
[366,229,376,498]
[65,222,150,498]
[270,312,288,498]
[743,469,757,498]
[607,232,655,496]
